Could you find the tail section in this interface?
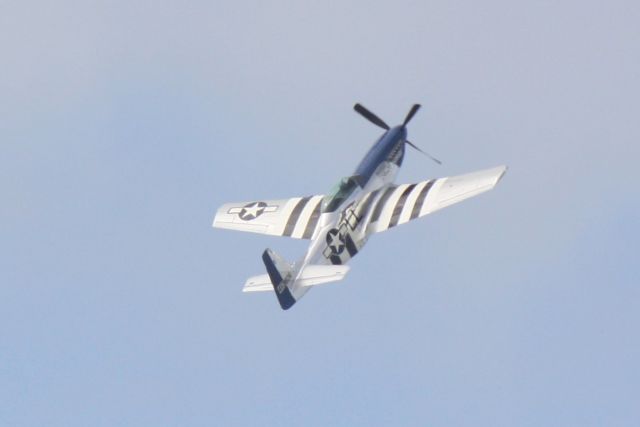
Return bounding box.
[261,248,297,310]
[243,264,350,292]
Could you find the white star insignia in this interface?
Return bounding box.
[228,202,278,221]
[241,202,263,219]
[327,230,345,254]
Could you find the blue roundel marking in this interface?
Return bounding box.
[239,201,267,221]
[326,228,345,255]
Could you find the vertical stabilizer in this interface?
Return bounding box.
[261,249,297,310]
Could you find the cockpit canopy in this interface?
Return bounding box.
[322,176,362,213]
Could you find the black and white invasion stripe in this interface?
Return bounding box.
[281,195,324,239]
[362,179,438,232]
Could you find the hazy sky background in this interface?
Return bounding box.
[1,1,639,425]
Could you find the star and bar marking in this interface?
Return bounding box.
[325,228,346,255]
[228,201,278,221]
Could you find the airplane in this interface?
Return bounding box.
[213,104,507,310]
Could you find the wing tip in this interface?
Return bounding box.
[496,165,508,183]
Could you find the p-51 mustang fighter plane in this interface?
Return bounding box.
[213,104,506,310]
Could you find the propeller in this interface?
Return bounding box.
[403,104,421,126]
[401,103,441,164]
[354,102,442,165]
[405,140,442,165]
[354,103,389,130]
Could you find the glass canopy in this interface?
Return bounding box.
[322,176,361,213]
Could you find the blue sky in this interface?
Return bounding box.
[1,1,639,425]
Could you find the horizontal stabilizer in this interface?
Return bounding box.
[243,265,350,293]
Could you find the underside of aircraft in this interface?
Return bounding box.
[213,104,507,310]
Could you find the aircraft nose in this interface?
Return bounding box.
[397,125,408,139]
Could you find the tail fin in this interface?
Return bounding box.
[261,248,297,310]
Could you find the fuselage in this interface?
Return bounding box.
[213,103,506,310]
[288,126,408,300]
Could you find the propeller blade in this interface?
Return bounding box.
[403,104,421,126]
[405,140,442,165]
[354,103,390,130]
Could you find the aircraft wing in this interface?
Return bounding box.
[213,195,324,239]
[366,165,507,234]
